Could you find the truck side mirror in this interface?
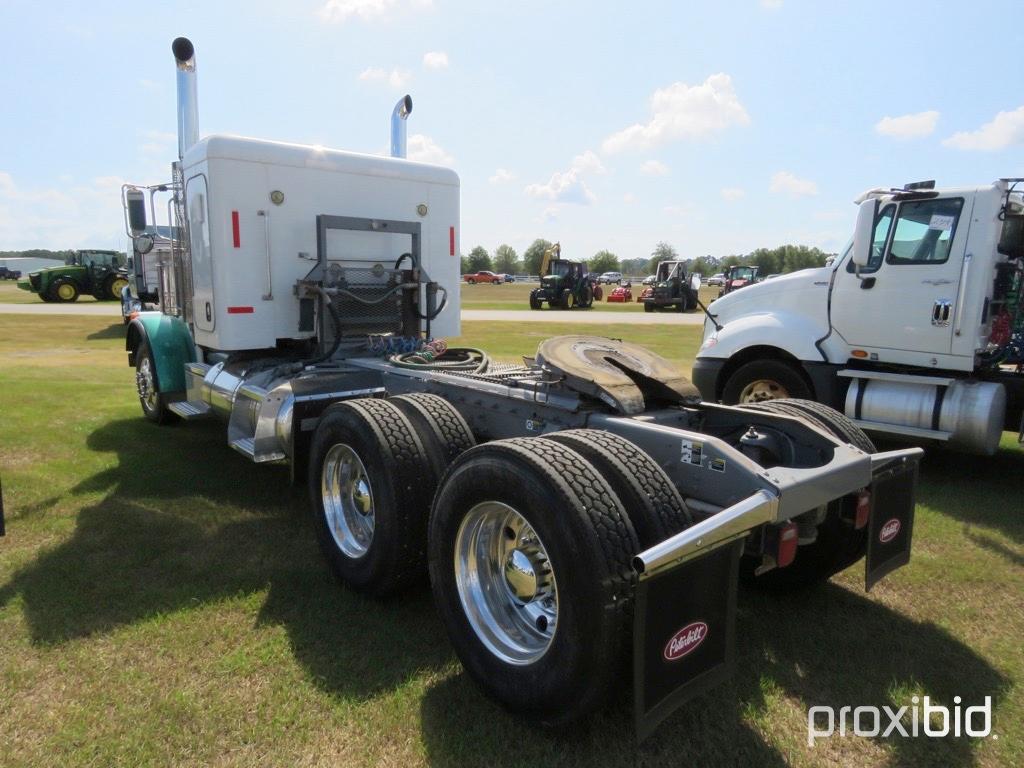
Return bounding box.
[689,274,701,292]
[126,188,148,235]
[851,198,878,269]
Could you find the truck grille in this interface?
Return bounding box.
[29,273,41,290]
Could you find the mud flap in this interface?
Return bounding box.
[633,540,742,740]
[865,455,919,591]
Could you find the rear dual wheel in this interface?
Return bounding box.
[429,433,691,725]
[309,395,474,596]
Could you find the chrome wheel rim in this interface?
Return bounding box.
[136,356,158,412]
[321,444,375,559]
[739,379,789,403]
[455,501,558,665]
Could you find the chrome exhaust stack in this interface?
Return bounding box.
[390,94,413,158]
[172,37,199,159]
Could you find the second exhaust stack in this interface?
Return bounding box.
[390,95,413,158]
[172,37,199,159]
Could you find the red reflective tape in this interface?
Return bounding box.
[227,306,254,314]
[449,226,455,256]
[231,211,240,248]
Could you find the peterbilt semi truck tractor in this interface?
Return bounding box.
[694,180,1024,455]
[122,37,922,736]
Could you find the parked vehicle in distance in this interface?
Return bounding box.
[641,260,700,313]
[707,272,726,286]
[642,274,657,285]
[694,178,1024,456]
[717,265,759,297]
[529,243,596,309]
[0,267,22,280]
[597,271,623,284]
[502,273,515,283]
[463,270,502,284]
[605,283,633,302]
[17,249,129,303]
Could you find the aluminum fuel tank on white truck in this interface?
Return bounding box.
[179,135,461,351]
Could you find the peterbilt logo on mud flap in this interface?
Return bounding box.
[663,621,708,661]
[879,518,901,544]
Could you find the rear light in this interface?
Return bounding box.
[854,490,871,530]
[777,522,799,568]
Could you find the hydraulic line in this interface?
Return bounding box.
[388,346,490,374]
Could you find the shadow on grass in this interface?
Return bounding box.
[420,584,1009,767]
[0,418,1010,765]
[916,443,1024,544]
[0,417,453,701]
[85,321,127,341]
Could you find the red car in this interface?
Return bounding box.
[463,271,502,284]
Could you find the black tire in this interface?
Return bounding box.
[721,358,812,404]
[529,290,543,310]
[545,429,692,548]
[101,274,130,301]
[389,393,476,481]
[134,340,177,425]
[737,399,874,589]
[466,278,475,285]
[309,398,438,596]
[48,277,79,303]
[644,301,654,313]
[429,437,639,726]
[768,398,875,453]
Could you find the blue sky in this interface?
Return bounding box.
[1,0,1022,262]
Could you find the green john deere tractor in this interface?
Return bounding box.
[17,250,130,303]
[528,243,596,310]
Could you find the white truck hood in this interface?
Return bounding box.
[699,266,835,362]
[710,267,833,326]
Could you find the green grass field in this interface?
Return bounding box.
[460,281,720,312]
[1,315,1021,767]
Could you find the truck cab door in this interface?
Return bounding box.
[829,195,973,363]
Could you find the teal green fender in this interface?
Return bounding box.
[125,312,196,393]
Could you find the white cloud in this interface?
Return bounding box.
[943,106,1024,151]
[489,168,516,184]
[601,74,750,154]
[640,160,669,176]
[406,134,453,165]
[524,150,605,206]
[423,51,449,69]
[358,66,411,88]
[760,0,783,8]
[720,187,745,201]
[319,0,432,23]
[138,79,160,92]
[571,150,606,175]
[0,172,128,250]
[623,192,636,204]
[769,171,818,197]
[874,110,939,139]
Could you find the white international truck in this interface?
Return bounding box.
[693,180,1024,456]
[120,37,923,737]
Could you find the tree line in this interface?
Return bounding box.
[461,240,835,277]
